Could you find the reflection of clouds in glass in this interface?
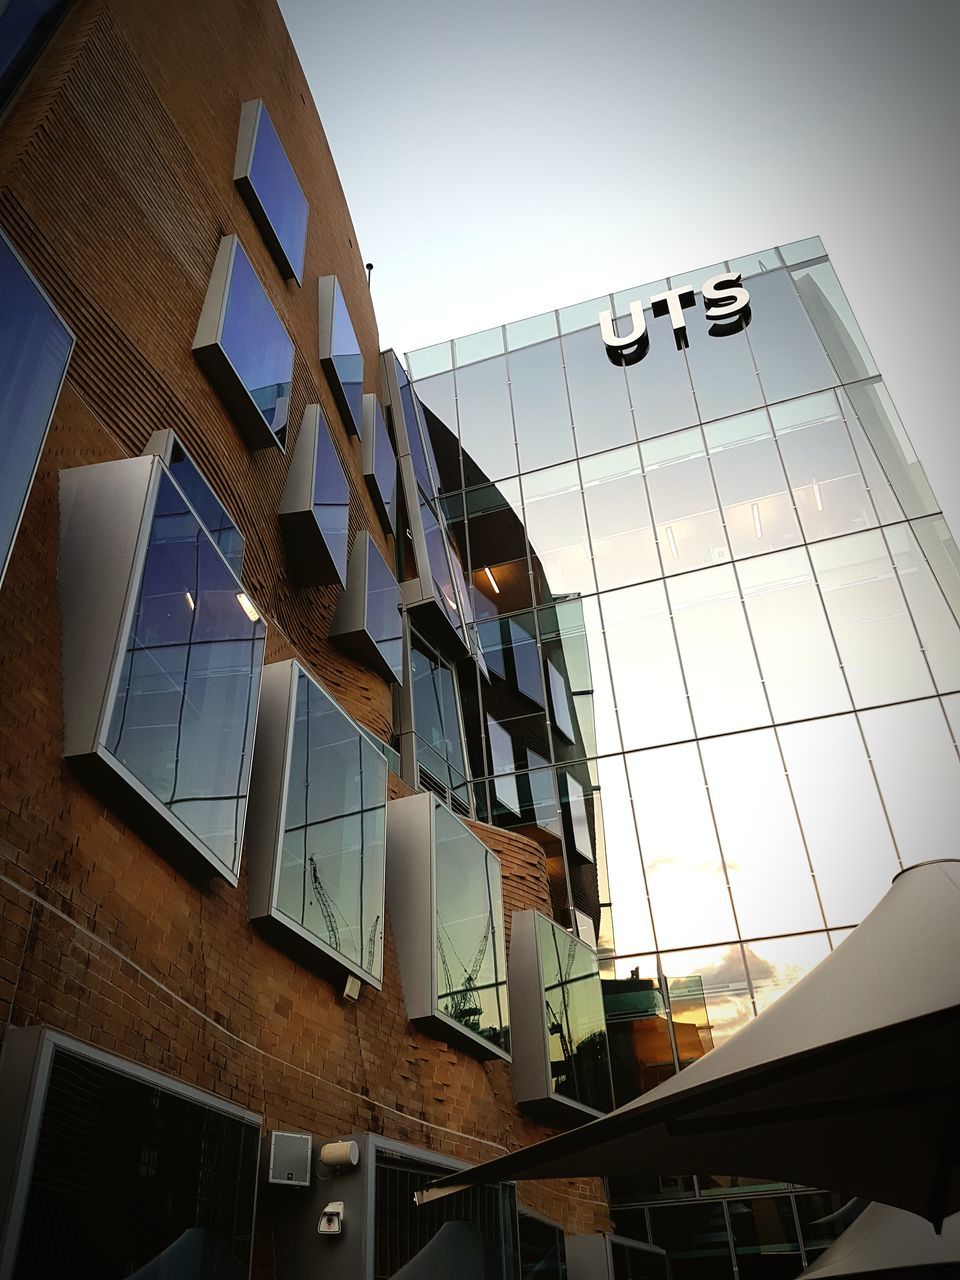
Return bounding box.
[745,934,831,1015]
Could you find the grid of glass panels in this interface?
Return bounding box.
[106,472,266,872]
[409,627,470,811]
[434,803,510,1053]
[410,242,960,1121]
[276,667,387,981]
[0,229,73,590]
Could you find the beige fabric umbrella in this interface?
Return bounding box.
[418,861,960,1228]
[801,1204,960,1276]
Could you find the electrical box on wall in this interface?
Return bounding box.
[268,1131,312,1186]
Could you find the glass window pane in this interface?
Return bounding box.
[842,398,904,525]
[660,944,754,1054]
[506,310,557,350]
[728,249,780,277]
[596,755,656,957]
[779,235,825,264]
[0,233,73,587]
[623,306,699,440]
[541,597,620,758]
[795,1192,850,1263]
[860,699,960,867]
[168,440,243,574]
[912,514,960,619]
[649,1202,735,1277]
[792,260,878,383]
[581,446,660,590]
[811,530,934,705]
[627,744,737,950]
[327,278,364,436]
[559,295,610,334]
[522,462,594,600]
[728,1192,804,1276]
[701,730,824,937]
[466,478,532,619]
[743,268,836,403]
[603,582,693,750]
[668,566,770,736]
[683,298,763,424]
[745,934,831,1016]
[434,805,510,1051]
[669,262,725,293]
[240,101,308,281]
[508,338,576,472]
[414,370,458,440]
[562,324,636,456]
[364,537,404,682]
[455,356,518,484]
[106,474,266,871]
[841,382,939,518]
[779,715,899,926]
[454,325,504,366]
[771,391,876,541]
[738,548,851,721]
[704,410,801,557]
[887,523,960,692]
[642,428,729,574]
[406,340,452,379]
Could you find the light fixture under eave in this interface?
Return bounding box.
[483,566,500,595]
[236,591,261,622]
[184,591,195,611]
[665,526,679,561]
[752,502,763,540]
[813,480,824,512]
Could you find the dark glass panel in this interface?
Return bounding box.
[434,805,509,1051]
[366,398,397,532]
[729,1195,804,1279]
[411,631,468,789]
[0,0,72,111]
[509,337,576,471]
[537,913,613,1112]
[684,298,763,424]
[562,324,636,455]
[455,355,517,484]
[312,418,351,585]
[364,537,404,683]
[0,233,73,585]
[623,305,699,440]
[168,442,243,574]
[522,462,594,602]
[219,242,293,445]
[278,671,386,976]
[106,474,265,870]
[13,1048,259,1280]
[648,1201,735,1279]
[611,1239,671,1280]
[244,102,308,281]
[743,268,836,403]
[330,279,363,435]
[794,1192,852,1262]
[466,479,532,618]
[518,1214,567,1280]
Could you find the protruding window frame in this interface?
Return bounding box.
[278,403,351,588]
[329,530,404,684]
[233,98,308,285]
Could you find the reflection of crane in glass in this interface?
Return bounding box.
[545,934,579,1084]
[437,916,491,1033]
[308,856,380,974]
[365,914,381,973]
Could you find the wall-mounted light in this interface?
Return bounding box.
[483,566,500,595]
[184,591,195,611]
[236,592,260,622]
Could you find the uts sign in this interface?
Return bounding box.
[600,273,750,366]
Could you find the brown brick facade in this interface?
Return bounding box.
[0,0,610,1266]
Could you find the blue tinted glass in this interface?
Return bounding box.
[277,671,386,978]
[106,473,265,870]
[0,234,72,586]
[367,398,397,530]
[331,281,363,434]
[365,538,403,682]
[744,268,836,403]
[0,0,71,110]
[220,243,293,445]
[245,103,308,282]
[312,420,350,584]
[168,441,244,574]
[396,358,440,500]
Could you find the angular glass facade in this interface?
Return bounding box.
[410,238,960,1267]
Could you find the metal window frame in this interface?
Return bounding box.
[143,427,245,575]
[361,392,397,534]
[233,98,308,285]
[0,225,75,594]
[192,234,293,451]
[59,453,266,885]
[509,909,613,1123]
[0,1026,262,1280]
[565,1231,669,1280]
[330,530,404,684]
[318,274,363,437]
[385,792,511,1061]
[245,658,387,988]
[279,402,351,588]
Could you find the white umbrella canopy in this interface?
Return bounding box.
[418,861,960,1228]
[801,1204,960,1277]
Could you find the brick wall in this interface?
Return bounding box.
[0,0,610,1265]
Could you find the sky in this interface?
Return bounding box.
[278,0,960,532]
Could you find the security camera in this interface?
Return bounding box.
[318,1202,344,1237]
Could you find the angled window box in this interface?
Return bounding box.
[245,660,387,987]
[559,769,595,863]
[59,455,266,884]
[193,235,294,450]
[233,99,308,284]
[361,393,397,534]
[318,275,363,437]
[385,792,510,1060]
[144,428,244,574]
[278,403,350,588]
[330,531,403,684]
[0,228,74,592]
[509,910,613,1123]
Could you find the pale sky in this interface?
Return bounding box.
[278,0,960,533]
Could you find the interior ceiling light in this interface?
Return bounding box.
[236,591,260,622]
[483,566,500,595]
[813,480,824,512]
[184,591,195,611]
[752,502,763,539]
[665,526,679,561]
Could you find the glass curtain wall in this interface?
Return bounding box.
[411,238,960,1270]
